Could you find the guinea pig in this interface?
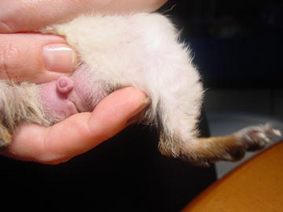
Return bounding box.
[0,13,280,165]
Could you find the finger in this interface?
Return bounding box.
[0,33,77,83]
[5,87,149,164]
[0,0,168,32]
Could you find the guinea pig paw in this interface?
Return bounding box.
[234,123,281,151]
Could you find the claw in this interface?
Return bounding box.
[270,129,281,137]
[234,123,282,151]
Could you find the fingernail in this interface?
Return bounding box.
[127,97,151,125]
[43,44,77,73]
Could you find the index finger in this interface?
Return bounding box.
[0,0,167,32]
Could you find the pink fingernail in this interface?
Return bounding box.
[43,44,77,73]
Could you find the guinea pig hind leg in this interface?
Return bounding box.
[184,124,281,166]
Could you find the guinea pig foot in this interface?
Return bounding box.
[234,123,281,151]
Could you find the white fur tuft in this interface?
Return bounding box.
[50,13,204,156]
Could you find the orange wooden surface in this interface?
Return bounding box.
[183,141,283,212]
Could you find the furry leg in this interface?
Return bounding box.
[177,124,281,166]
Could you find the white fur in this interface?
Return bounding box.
[49,13,203,156]
[234,123,282,148]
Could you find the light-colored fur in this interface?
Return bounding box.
[49,13,203,157]
[0,13,280,164]
[0,81,48,130]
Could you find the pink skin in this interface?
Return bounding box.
[56,77,74,94]
[39,76,78,121]
[39,74,94,122]
[39,64,105,122]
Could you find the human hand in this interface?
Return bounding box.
[0,33,77,83]
[0,0,160,164]
[0,0,167,32]
[3,87,149,164]
[0,0,167,83]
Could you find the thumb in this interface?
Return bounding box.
[0,33,77,83]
